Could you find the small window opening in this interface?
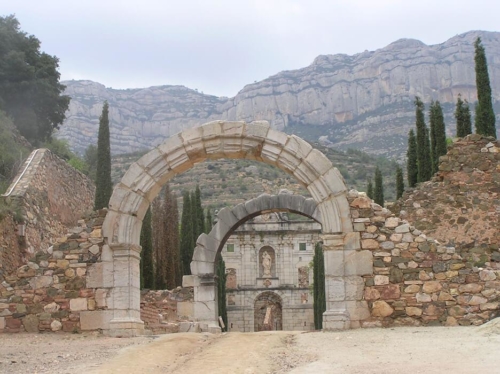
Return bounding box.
[299,242,306,251]
[227,244,235,252]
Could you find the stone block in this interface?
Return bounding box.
[22,315,39,332]
[86,262,113,288]
[345,250,373,276]
[194,285,216,302]
[70,298,88,311]
[177,301,194,318]
[345,276,365,300]
[344,232,361,250]
[190,261,215,275]
[321,167,347,196]
[193,300,217,322]
[324,250,345,276]
[231,203,249,222]
[0,316,6,330]
[374,275,389,285]
[326,277,346,301]
[80,310,114,330]
[192,246,217,263]
[182,275,195,287]
[304,149,332,176]
[29,276,53,289]
[345,300,370,321]
[372,300,394,317]
[95,289,107,308]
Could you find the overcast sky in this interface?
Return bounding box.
[3,0,500,97]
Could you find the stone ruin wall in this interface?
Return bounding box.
[0,135,499,333]
[0,211,194,333]
[0,215,23,278]
[2,148,95,260]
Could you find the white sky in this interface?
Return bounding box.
[2,0,499,97]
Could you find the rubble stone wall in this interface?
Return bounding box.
[3,148,95,258]
[0,214,23,279]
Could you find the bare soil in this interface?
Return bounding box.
[1,322,500,374]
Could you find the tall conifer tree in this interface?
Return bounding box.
[164,185,181,288]
[194,185,205,239]
[94,101,112,210]
[396,166,404,200]
[415,97,432,182]
[205,208,213,233]
[216,254,228,331]
[313,242,326,330]
[463,99,472,136]
[430,100,447,173]
[366,179,373,199]
[373,166,384,206]
[474,37,496,138]
[407,129,418,188]
[140,207,155,289]
[180,191,194,276]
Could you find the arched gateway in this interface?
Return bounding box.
[102,120,370,336]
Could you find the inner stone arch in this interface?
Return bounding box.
[102,120,358,336]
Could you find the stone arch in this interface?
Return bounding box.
[102,120,359,336]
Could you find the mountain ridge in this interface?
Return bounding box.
[56,30,500,157]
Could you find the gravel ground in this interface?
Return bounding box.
[2,321,500,374]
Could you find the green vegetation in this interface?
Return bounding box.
[396,165,404,200]
[94,101,112,210]
[216,254,228,331]
[429,100,447,174]
[180,191,194,276]
[313,242,326,330]
[415,97,432,183]
[474,37,496,138]
[140,208,155,289]
[0,15,70,144]
[373,166,384,206]
[454,94,472,138]
[366,179,373,199]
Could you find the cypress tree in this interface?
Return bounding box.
[180,191,193,276]
[313,242,326,330]
[216,254,227,331]
[366,179,373,199]
[429,100,437,173]
[140,207,155,289]
[373,166,384,206]
[94,101,112,210]
[455,94,466,137]
[415,97,432,182]
[205,207,213,233]
[463,99,472,136]
[164,185,181,288]
[396,166,404,200]
[474,37,496,138]
[194,185,205,239]
[152,196,166,289]
[407,129,418,188]
[430,100,447,173]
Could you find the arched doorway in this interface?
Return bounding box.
[101,120,369,336]
[254,292,282,331]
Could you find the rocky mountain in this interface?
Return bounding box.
[56,30,500,158]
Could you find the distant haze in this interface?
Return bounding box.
[4,0,500,97]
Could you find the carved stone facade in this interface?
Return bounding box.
[222,213,321,331]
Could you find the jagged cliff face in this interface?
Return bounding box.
[56,30,500,156]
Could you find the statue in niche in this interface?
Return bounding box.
[262,250,272,278]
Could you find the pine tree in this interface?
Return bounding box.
[94,101,112,210]
[313,242,326,330]
[406,129,418,188]
[140,207,155,289]
[474,37,496,138]
[429,100,447,173]
[396,166,404,200]
[216,254,228,331]
[373,166,384,206]
[415,97,432,182]
[180,191,194,276]
[366,179,373,199]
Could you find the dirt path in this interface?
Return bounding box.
[2,322,500,374]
